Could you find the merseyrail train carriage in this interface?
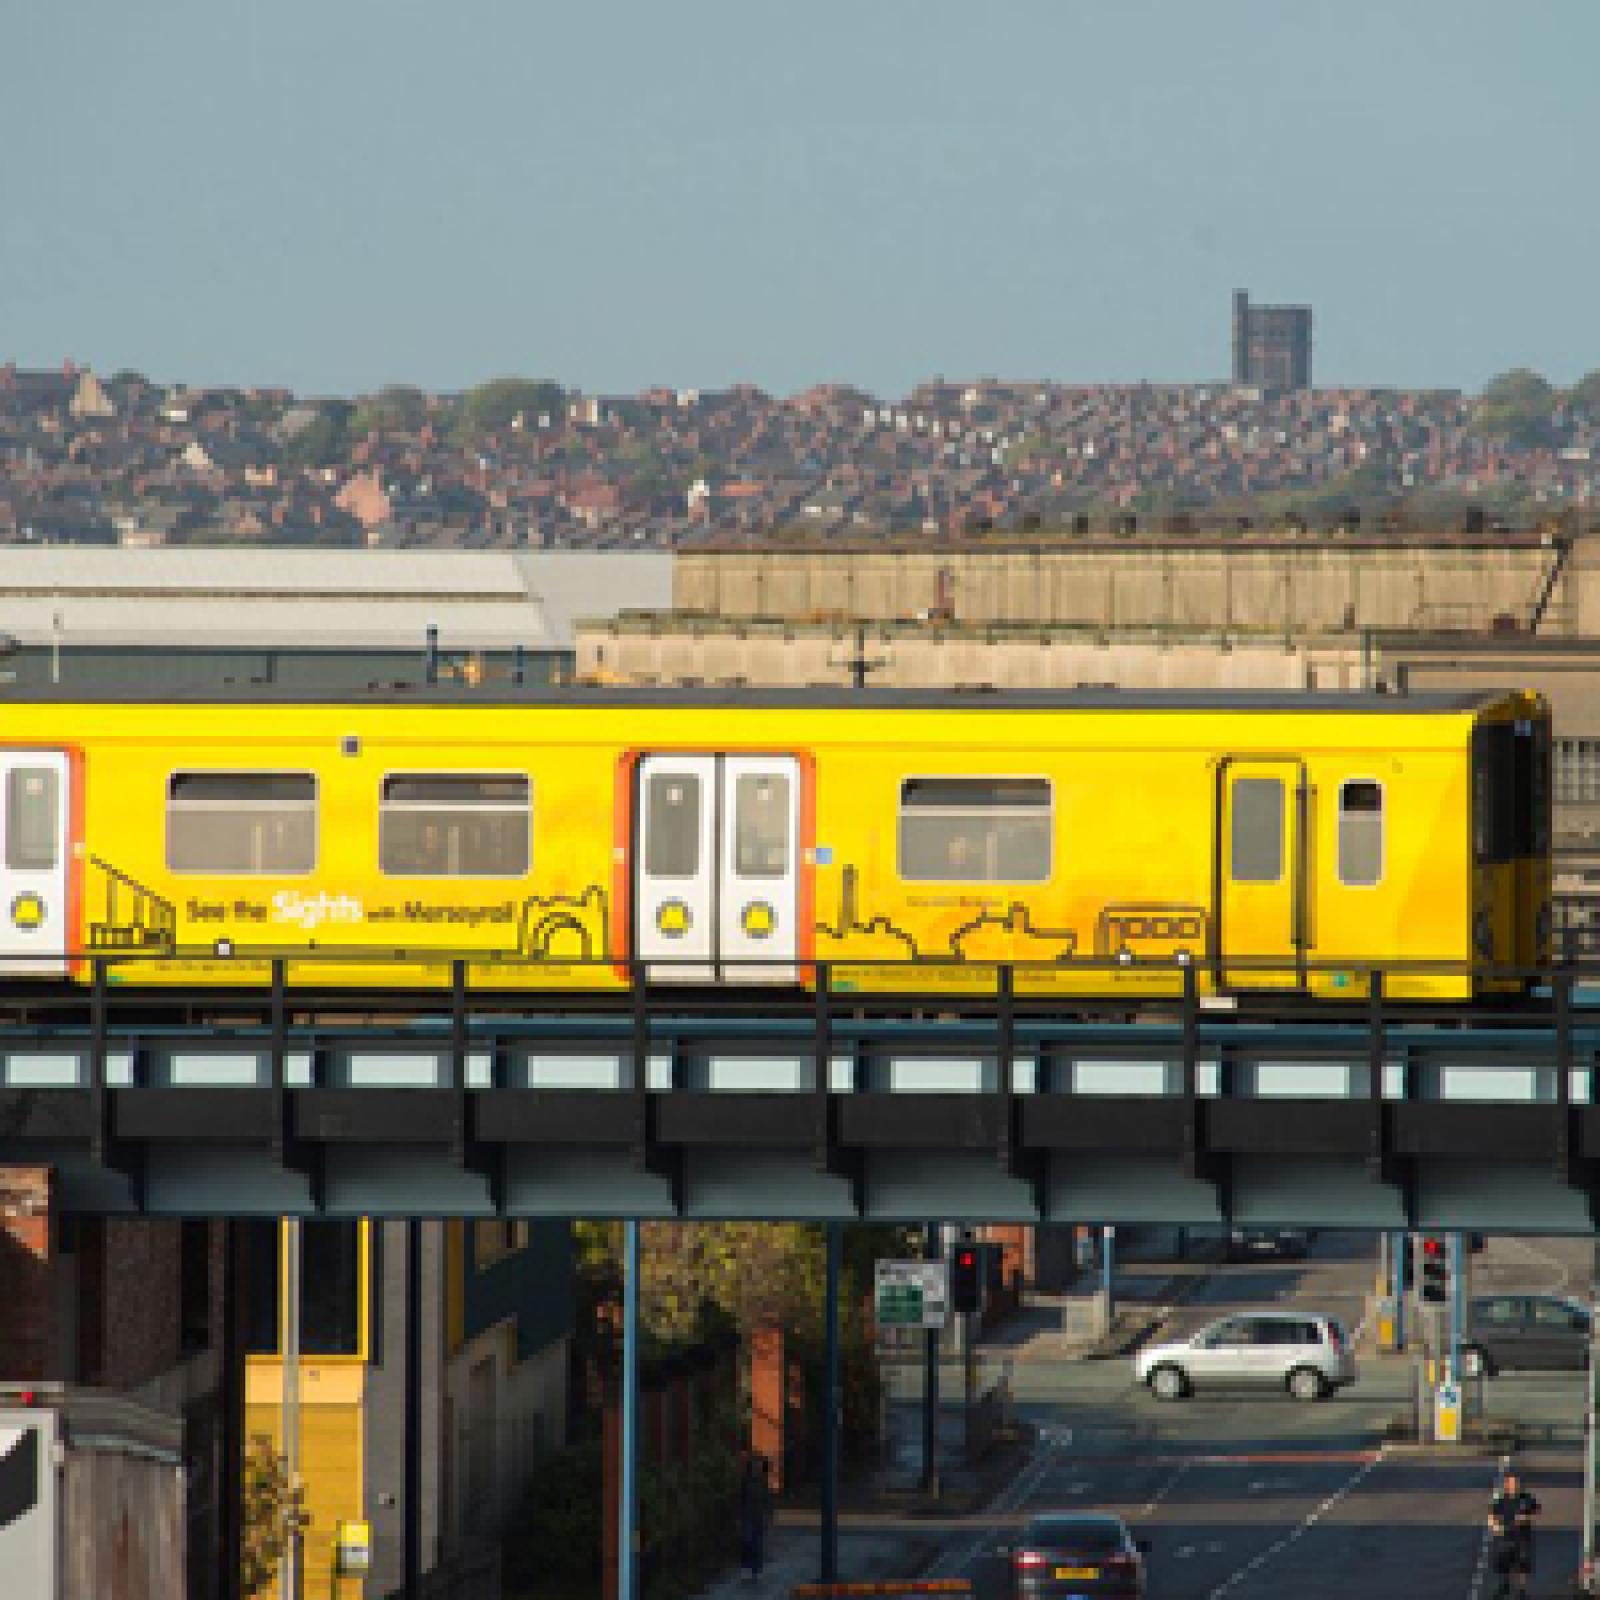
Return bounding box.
[0,686,1551,1003]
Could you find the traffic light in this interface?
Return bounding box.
[951,1245,982,1315]
[1418,1235,1449,1304]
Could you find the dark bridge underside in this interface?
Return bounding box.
[3,962,1600,1229]
[6,1085,1600,1231]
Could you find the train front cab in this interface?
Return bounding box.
[1472,694,1554,991]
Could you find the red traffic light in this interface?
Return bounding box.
[958,1249,976,1268]
[1423,1236,1444,1259]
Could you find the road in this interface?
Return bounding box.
[906,1231,1589,1599]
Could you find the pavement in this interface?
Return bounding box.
[688,1230,1596,1599]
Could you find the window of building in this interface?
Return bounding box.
[734,773,790,878]
[379,774,530,877]
[300,1221,362,1355]
[1338,780,1383,887]
[167,773,316,875]
[180,1219,211,1356]
[898,777,1051,882]
[645,773,701,878]
[473,1220,531,1270]
[6,768,59,870]
[244,1219,282,1355]
[242,1218,363,1357]
[1555,737,1600,805]
[1230,778,1283,882]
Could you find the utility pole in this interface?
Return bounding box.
[620,1221,642,1600]
[921,1221,940,1497]
[834,625,889,690]
[1586,1241,1600,1580]
[820,1224,841,1583]
[281,1220,302,1600]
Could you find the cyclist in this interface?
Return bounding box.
[1487,1469,1541,1600]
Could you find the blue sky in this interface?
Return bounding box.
[4,1,1595,398]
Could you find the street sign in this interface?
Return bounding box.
[875,1260,949,1330]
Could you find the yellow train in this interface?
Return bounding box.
[0,685,1551,1003]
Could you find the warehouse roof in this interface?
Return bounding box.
[0,547,671,651]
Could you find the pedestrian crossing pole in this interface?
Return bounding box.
[821,1223,841,1584]
[621,1220,641,1600]
[1585,1241,1600,1581]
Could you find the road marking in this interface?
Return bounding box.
[1140,1457,1192,1518]
[924,1426,1066,1580]
[1202,1449,1385,1599]
[1497,1236,1575,1293]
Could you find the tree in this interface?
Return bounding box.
[1568,369,1600,420]
[1472,368,1557,447]
[240,1436,307,1596]
[350,384,429,437]
[453,378,565,442]
[282,400,354,468]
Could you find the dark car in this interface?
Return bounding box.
[1228,1228,1310,1261]
[1461,1293,1592,1376]
[1005,1512,1149,1597]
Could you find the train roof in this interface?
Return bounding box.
[0,684,1516,714]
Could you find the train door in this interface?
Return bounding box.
[1216,758,1306,990]
[0,751,71,977]
[634,754,801,983]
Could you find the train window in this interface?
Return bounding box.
[1472,725,1517,865]
[734,773,790,878]
[1230,777,1283,882]
[646,773,701,878]
[898,777,1051,882]
[167,772,316,875]
[379,774,530,877]
[1338,780,1383,887]
[5,767,59,870]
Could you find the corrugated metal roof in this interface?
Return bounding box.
[0,547,671,650]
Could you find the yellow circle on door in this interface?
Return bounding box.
[656,900,692,937]
[11,892,46,932]
[741,901,776,939]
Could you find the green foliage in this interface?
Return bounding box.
[240,1435,307,1596]
[282,400,354,467]
[350,384,430,437]
[1568,370,1600,420]
[503,1435,604,1595]
[453,378,565,442]
[502,1406,745,1600]
[1473,368,1557,447]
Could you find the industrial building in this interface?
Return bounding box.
[0,546,671,691]
[1232,288,1313,389]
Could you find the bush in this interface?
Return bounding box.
[503,1437,604,1596]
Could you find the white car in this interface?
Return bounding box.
[1135,1311,1357,1402]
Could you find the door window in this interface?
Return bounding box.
[646,773,701,877]
[735,773,790,878]
[1337,780,1383,886]
[1473,1297,1522,1327]
[1231,778,1283,882]
[5,768,59,870]
[1531,1299,1587,1332]
[1205,1319,1256,1347]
